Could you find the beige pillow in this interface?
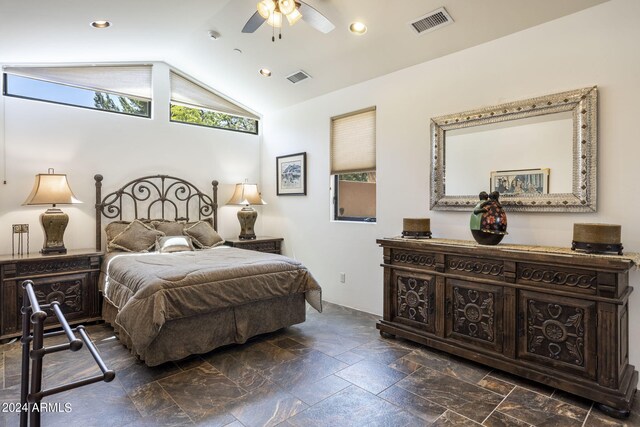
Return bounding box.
[153,221,186,236]
[108,220,165,252]
[156,236,194,253]
[183,221,224,249]
[105,221,130,248]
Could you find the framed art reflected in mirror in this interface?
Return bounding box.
[430,86,597,212]
[490,168,549,195]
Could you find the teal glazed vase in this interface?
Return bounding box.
[470,191,508,245]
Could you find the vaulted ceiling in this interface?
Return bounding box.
[0,0,608,115]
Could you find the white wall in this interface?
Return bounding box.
[0,62,261,253]
[261,0,640,364]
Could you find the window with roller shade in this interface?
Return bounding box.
[2,65,151,117]
[169,71,259,134]
[330,107,376,222]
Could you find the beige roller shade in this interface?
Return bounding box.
[4,65,152,100]
[330,107,376,175]
[170,71,259,120]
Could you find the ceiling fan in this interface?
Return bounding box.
[242,0,335,42]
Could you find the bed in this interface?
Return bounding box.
[94,174,321,366]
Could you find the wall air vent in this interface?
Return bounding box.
[409,7,453,35]
[286,70,311,84]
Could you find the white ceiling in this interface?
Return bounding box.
[0,0,608,115]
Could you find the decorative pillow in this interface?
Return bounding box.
[105,221,131,251]
[108,220,165,252]
[156,235,194,253]
[153,221,186,237]
[183,221,224,249]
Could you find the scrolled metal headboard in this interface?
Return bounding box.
[94,174,218,250]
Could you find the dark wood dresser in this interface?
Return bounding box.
[377,237,638,416]
[224,236,283,254]
[0,249,103,340]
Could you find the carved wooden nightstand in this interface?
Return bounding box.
[224,237,283,254]
[0,249,103,340]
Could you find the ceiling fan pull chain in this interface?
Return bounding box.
[279,26,282,40]
[272,23,275,42]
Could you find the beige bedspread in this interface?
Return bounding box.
[101,247,322,355]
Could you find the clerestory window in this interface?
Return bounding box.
[2,65,152,117]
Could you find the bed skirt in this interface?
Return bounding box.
[102,293,306,366]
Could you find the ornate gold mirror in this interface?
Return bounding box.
[430,86,597,212]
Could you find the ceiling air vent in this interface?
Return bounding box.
[409,7,453,35]
[286,70,311,84]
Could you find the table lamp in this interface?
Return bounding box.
[226,182,266,240]
[23,169,82,254]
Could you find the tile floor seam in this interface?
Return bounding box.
[154,378,198,425]
[415,364,506,400]
[433,409,482,426]
[295,382,346,407]
[485,373,556,397]
[580,402,594,427]
[480,369,495,383]
[489,410,536,427]
[481,383,516,425]
[391,376,484,421]
[376,383,449,422]
[449,409,485,425]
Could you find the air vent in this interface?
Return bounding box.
[409,7,453,35]
[286,70,311,84]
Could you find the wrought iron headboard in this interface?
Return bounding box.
[94,174,218,251]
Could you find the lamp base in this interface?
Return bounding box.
[40,208,68,255]
[237,206,258,240]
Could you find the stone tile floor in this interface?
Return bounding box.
[0,302,638,426]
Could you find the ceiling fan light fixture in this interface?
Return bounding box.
[267,11,283,28]
[278,0,296,16]
[257,0,276,19]
[286,8,302,26]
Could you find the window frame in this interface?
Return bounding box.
[332,175,377,223]
[2,73,152,118]
[169,103,259,135]
[330,107,377,223]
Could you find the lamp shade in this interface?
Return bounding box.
[286,8,302,25]
[23,172,82,206]
[278,0,296,15]
[226,183,266,206]
[257,0,275,19]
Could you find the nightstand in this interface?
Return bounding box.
[0,249,103,340]
[224,236,283,254]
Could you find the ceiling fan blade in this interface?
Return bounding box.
[298,1,335,33]
[242,11,265,33]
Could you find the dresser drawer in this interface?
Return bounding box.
[389,248,437,272]
[516,263,597,295]
[224,237,283,254]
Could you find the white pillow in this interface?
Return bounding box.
[156,236,195,253]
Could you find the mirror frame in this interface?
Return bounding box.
[430,86,597,212]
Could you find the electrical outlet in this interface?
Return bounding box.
[339,272,346,283]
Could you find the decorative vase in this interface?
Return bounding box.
[470,191,508,245]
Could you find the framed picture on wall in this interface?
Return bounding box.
[490,168,550,195]
[276,152,307,196]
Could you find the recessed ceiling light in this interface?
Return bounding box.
[233,48,243,54]
[259,68,272,77]
[91,20,111,29]
[349,21,367,35]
